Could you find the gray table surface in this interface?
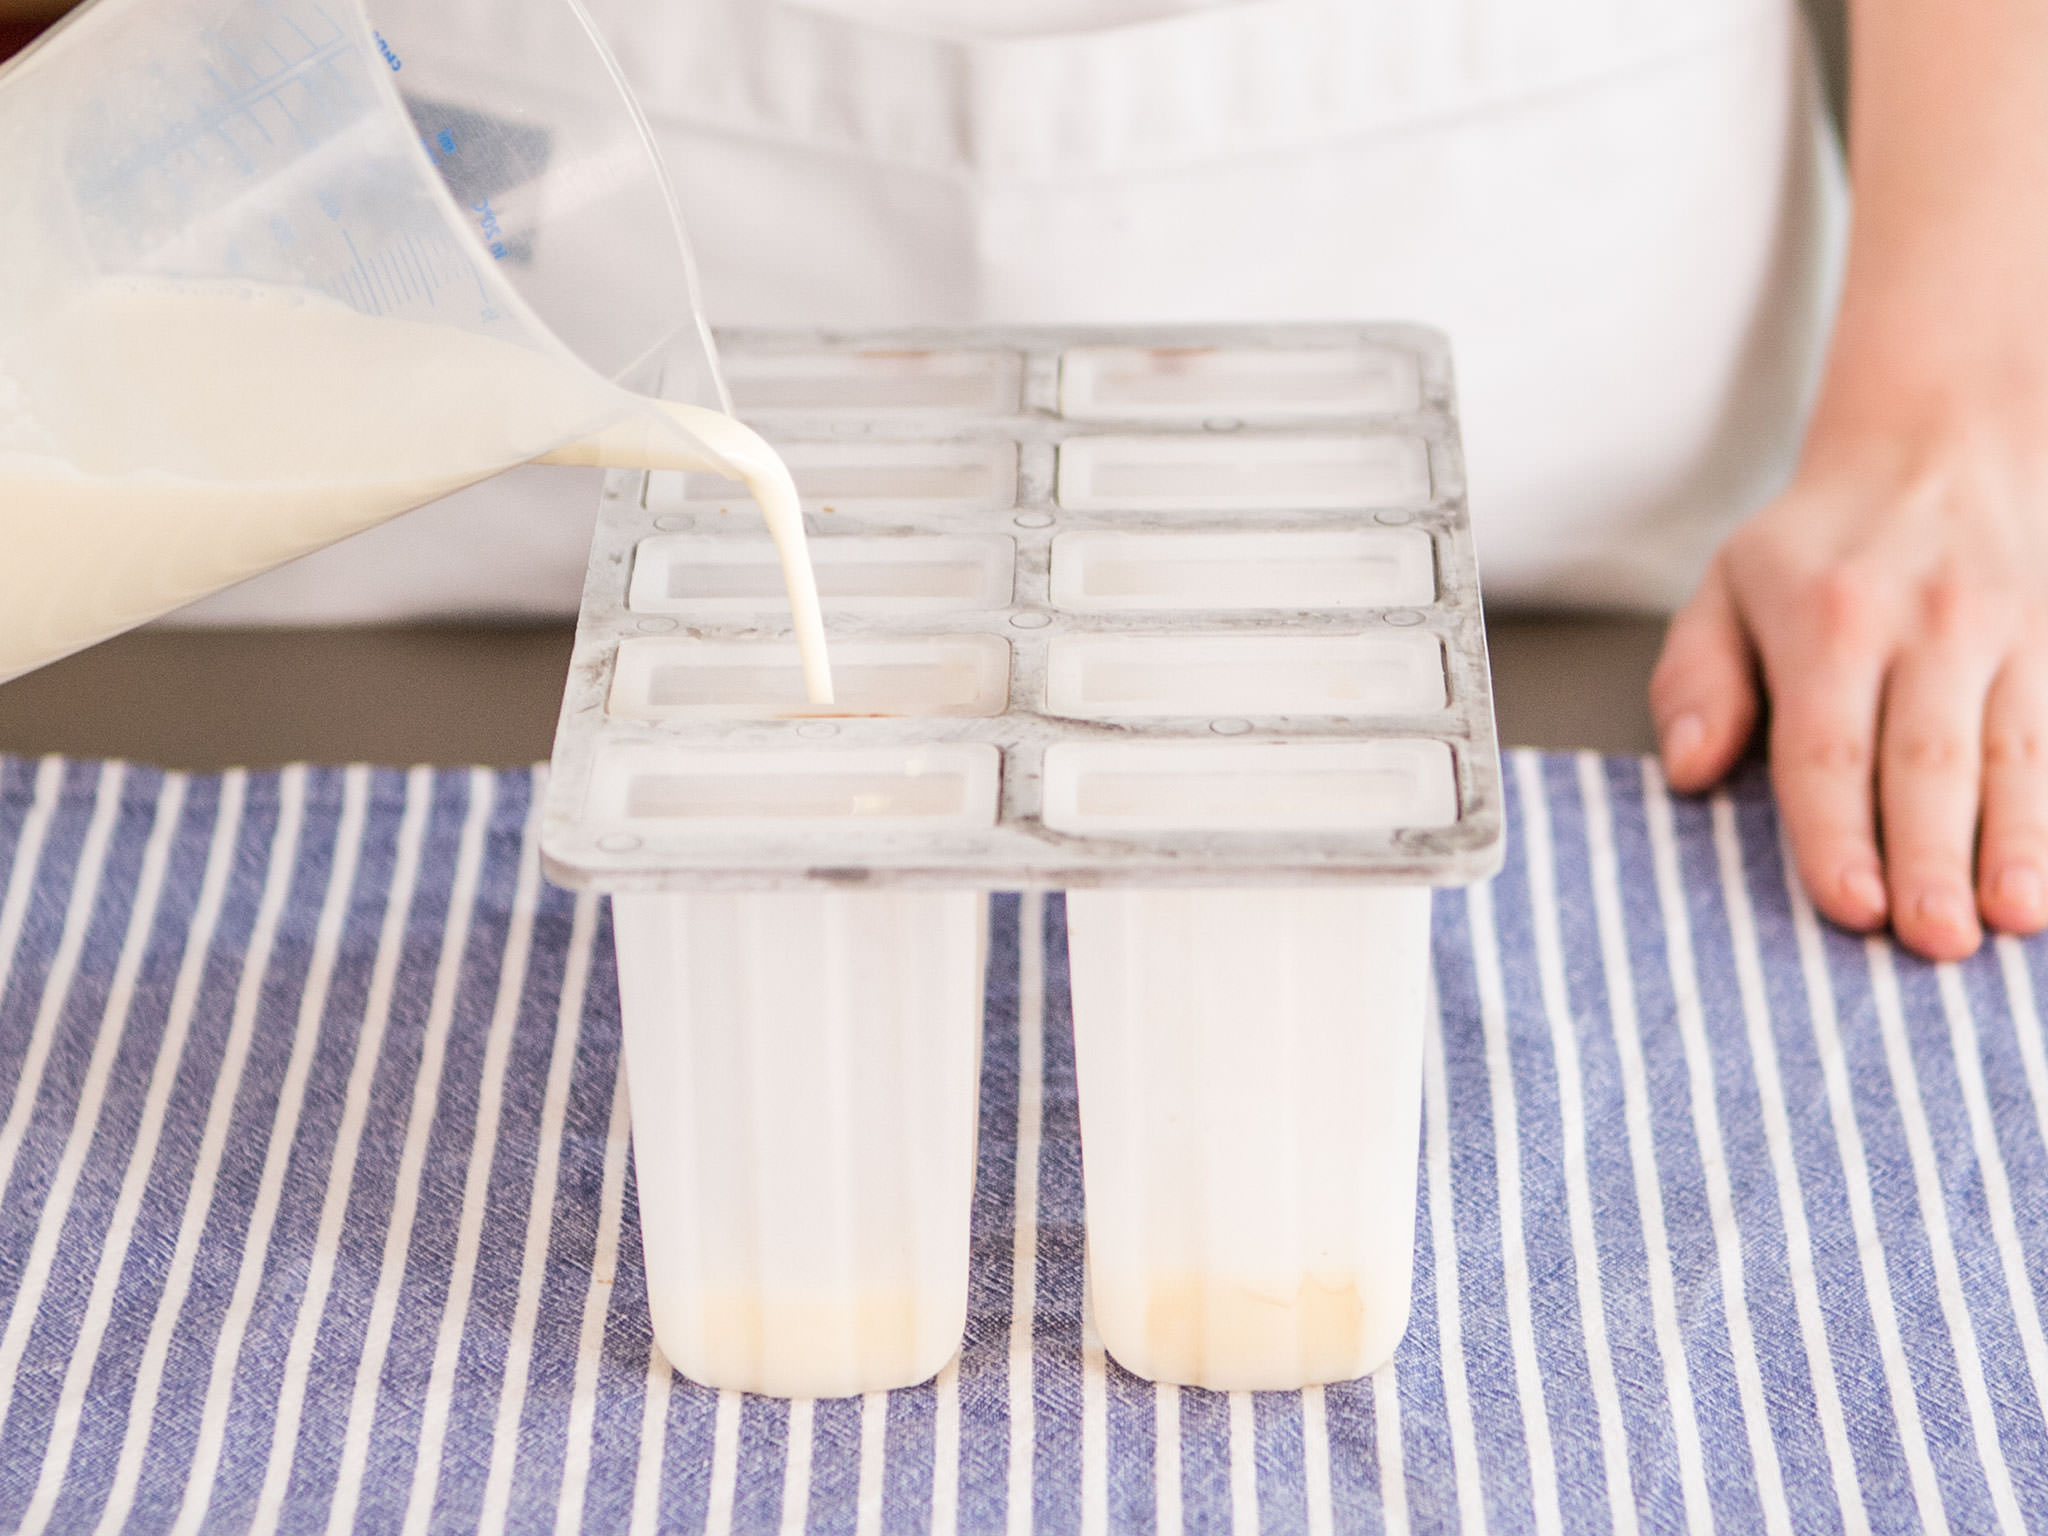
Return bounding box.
[0,615,1665,769]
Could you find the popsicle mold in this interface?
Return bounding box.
[724,348,1023,415]
[1049,528,1436,612]
[1066,887,1432,1388]
[1055,433,1433,512]
[612,889,984,1398]
[1057,342,1421,421]
[543,324,1503,1396]
[629,534,1016,616]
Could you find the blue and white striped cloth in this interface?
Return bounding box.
[1,750,2046,1533]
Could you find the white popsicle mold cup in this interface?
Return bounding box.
[612,890,985,1399]
[544,326,1505,1397]
[1067,888,1432,1388]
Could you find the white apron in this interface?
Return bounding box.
[170,0,1845,624]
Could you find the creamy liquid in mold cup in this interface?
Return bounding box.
[0,280,833,699]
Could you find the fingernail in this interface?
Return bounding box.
[1916,887,1975,937]
[1662,713,1705,766]
[1842,867,1888,919]
[1996,865,2046,917]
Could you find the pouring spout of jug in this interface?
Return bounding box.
[535,398,742,475]
[539,400,835,706]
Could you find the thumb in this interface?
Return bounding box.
[1650,556,1762,792]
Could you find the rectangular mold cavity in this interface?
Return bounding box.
[726,350,1022,414]
[629,535,1016,616]
[609,635,1011,721]
[1059,344,1421,420]
[1049,529,1434,612]
[1056,434,1430,512]
[1045,633,1445,719]
[589,744,1002,831]
[651,441,1018,513]
[1040,739,1457,836]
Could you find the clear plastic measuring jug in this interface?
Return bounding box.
[0,0,828,694]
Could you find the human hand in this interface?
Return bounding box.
[1650,412,2048,960]
[1644,0,2048,961]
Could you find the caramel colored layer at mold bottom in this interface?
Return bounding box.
[1094,1268,1412,1391]
[651,1288,965,1399]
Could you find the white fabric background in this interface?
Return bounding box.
[171,0,1845,625]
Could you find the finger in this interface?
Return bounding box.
[1977,650,2048,935]
[1651,557,1762,793]
[1766,581,1889,933]
[1879,646,1997,960]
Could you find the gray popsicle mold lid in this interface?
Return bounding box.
[541,323,1504,892]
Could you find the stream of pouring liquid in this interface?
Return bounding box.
[539,402,832,703]
[0,281,834,698]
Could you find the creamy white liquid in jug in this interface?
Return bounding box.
[0,280,832,697]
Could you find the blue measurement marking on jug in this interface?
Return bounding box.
[75,17,357,207]
[473,198,507,261]
[64,0,517,331]
[324,224,477,318]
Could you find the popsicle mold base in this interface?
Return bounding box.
[611,889,985,1397]
[1067,887,1430,1390]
